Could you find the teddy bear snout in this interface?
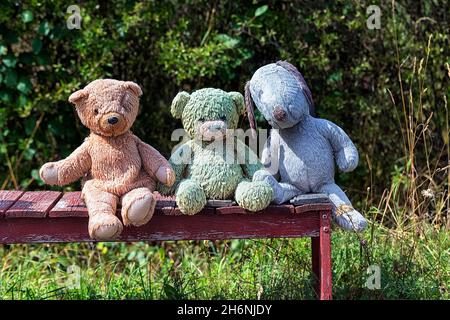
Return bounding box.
[273,106,287,121]
[198,120,227,141]
[99,112,127,136]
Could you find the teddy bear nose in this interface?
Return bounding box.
[108,116,119,125]
[273,106,286,121]
[210,123,222,131]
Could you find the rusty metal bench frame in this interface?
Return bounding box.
[0,190,333,299]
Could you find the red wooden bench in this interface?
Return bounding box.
[0,190,333,300]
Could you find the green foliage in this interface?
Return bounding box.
[158,22,251,84]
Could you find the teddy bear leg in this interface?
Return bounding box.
[175,179,206,215]
[253,169,301,204]
[82,182,123,240]
[121,188,156,227]
[235,180,273,212]
[318,183,368,232]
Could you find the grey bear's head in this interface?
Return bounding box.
[245,61,314,130]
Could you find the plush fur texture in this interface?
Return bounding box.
[158,88,273,215]
[40,79,175,240]
[246,61,368,232]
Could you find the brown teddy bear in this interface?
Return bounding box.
[39,79,175,240]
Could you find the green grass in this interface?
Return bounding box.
[0,222,448,300]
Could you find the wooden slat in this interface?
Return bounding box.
[155,200,177,208]
[5,191,62,218]
[155,206,215,216]
[0,211,321,243]
[157,206,183,216]
[49,192,218,217]
[49,192,88,218]
[295,203,333,214]
[290,193,330,206]
[206,199,235,207]
[216,206,248,215]
[292,194,333,213]
[0,190,24,218]
[154,192,176,208]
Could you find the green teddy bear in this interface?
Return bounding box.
[159,88,273,215]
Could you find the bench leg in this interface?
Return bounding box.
[311,210,332,300]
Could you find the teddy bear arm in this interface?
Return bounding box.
[234,137,282,183]
[135,138,173,184]
[157,159,186,195]
[259,130,281,178]
[156,142,192,195]
[235,138,263,178]
[58,142,92,185]
[40,142,91,186]
[316,119,359,172]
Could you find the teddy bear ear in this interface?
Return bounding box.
[244,82,257,131]
[68,89,89,105]
[123,81,143,97]
[171,91,190,119]
[228,91,245,115]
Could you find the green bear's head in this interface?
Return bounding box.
[171,88,245,141]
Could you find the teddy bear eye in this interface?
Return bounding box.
[94,109,99,115]
[199,117,205,122]
[220,115,227,121]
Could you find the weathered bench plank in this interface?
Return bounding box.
[49,191,88,218]
[0,190,25,217]
[5,191,62,218]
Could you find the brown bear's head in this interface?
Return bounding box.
[68,79,143,137]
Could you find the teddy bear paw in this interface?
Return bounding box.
[39,162,59,185]
[252,169,273,183]
[166,167,176,187]
[156,166,176,187]
[89,213,123,240]
[176,180,206,215]
[236,181,273,212]
[122,191,156,227]
[333,205,368,232]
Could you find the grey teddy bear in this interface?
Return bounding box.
[245,60,368,232]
